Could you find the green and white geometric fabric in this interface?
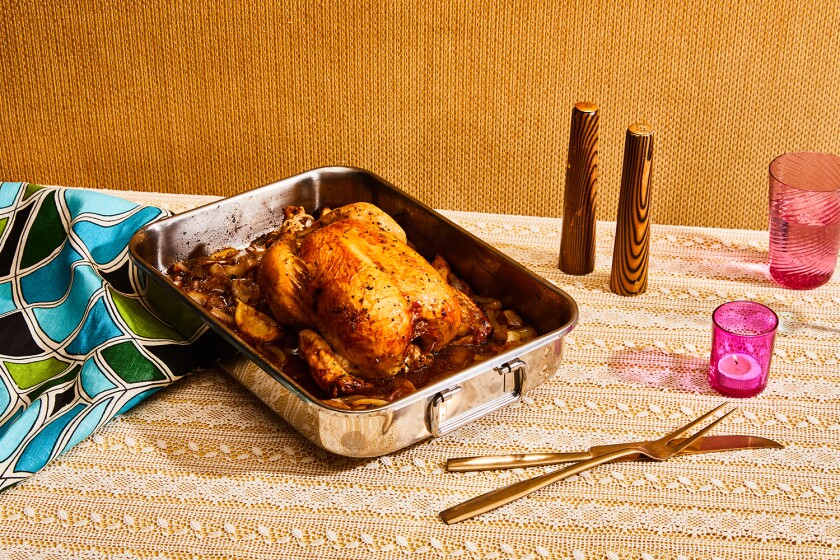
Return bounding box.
[0,183,204,491]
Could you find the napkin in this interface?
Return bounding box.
[0,183,206,491]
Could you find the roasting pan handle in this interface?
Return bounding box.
[428,359,525,437]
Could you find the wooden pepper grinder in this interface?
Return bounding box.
[610,122,654,296]
[559,101,599,275]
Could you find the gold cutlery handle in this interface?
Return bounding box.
[446,451,592,472]
[445,440,654,472]
[440,447,639,524]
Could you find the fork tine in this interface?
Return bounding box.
[660,402,728,443]
[668,408,736,454]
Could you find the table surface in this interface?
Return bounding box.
[1,191,838,560]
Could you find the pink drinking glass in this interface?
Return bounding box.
[708,301,778,398]
[769,151,840,289]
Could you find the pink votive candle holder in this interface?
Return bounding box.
[708,301,778,398]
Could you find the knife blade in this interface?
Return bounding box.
[446,435,783,472]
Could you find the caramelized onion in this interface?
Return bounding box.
[234,301,283,343]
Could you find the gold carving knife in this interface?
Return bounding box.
[446,435,783,472]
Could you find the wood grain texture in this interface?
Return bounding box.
[559,102,599,275]
[610,123,654,296]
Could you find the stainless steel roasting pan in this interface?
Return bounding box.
[129,167,578,456]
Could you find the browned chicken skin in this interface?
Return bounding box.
[258,202,479,397]
[431,255,492,345]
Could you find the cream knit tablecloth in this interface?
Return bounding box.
[1,191,838,560]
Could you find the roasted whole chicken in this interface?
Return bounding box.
[165,201,539,408]
[258,203,491,397]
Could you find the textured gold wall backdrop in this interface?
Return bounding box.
[0,1,838,229]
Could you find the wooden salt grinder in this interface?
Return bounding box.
[559,101,599,275]
[610,122,654,296]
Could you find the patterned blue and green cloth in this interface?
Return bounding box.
[0,183,205,491]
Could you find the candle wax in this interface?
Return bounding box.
[716,353,761,390]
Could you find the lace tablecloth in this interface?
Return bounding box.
[1,191,838,560]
